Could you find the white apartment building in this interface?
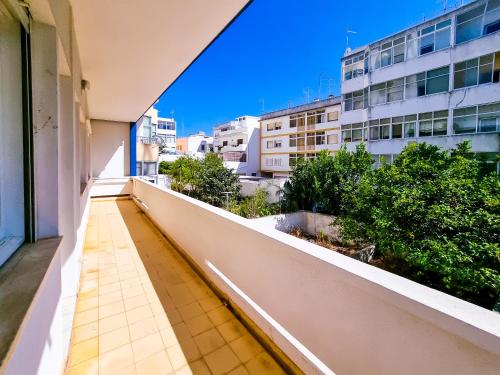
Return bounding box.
[135,106,177,175]
[213,116,260,175]
[176,131,214,158]
[340,0,500,166]
[260,96,342,177]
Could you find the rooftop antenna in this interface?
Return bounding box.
[259,98,265,114]
[346,29,357,51]
[441,0,448,12]
[303,87,311,103]
[288,100,293,109]
[170,110,175,120]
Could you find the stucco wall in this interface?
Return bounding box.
[91,120,130,178]
[132,178,500,375]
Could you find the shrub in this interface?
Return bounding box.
[283,144,372,215]
[230,188,279,218]
[337,142,500,308]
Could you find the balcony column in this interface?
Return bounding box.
[31,22,59,239]
[130,122,137,176]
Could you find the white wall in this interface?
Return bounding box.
[132,179,500,375]
[91,120,130,178]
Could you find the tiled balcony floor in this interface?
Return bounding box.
[65,198,284,375]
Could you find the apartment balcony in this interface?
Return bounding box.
[66,179,500,375]
[138,136,166,146]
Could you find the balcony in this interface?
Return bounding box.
[65,179,500,375]
[65,196,284,374]
[138,136,165,146]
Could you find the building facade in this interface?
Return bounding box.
[260,96,342,177]
[340,0,500,167]
[176,131,214,158]
[213,116,260,175]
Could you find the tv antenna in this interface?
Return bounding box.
[303,87,311,103]
[259,98,265,114]
[346,29,357,50]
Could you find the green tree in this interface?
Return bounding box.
[283,144,372,215]
[338,142,500,308]
[166,156,202,195]
[230,188,279,218]
[158,161,172,175]
[196,153,240,207]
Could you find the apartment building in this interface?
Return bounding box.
[260,96,342,177]
[176,131,214,158]
[157,117,177,153]
[213,116,260,175]
[340,0,500,166]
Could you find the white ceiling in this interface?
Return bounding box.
[69,0,250,122]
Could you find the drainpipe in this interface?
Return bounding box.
[130,122,137,176]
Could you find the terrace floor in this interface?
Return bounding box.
[65,198,284,375]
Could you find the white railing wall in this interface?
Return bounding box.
[132,178,500,375]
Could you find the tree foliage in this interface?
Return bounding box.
[283,144,372,215]
[229,188,280,218]
[165,154,240,207]
[336,142,500,308]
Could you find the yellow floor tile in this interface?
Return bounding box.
[193,328,225,355]
[204,345,240,375]
[99,326,131,354]
[65,199,283,375]
[131,332,165,362]
[135,350,173,375]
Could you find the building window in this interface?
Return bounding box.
[290,113,305,129]
[369,36,406,71]
[327,111,339,121]
[306,110,325,127]
[370,78,404,106]
[369,119,391,141]
[266,121,282,131]
[306,132,315,146]
[392,116,403,139]
[289,153,304,167]
[343,52,366,80]
[237,138,243,145]
[316,131,326,145]
[454,52,500,89]
[403,115,417,138]
[222,141,228,147]
[456,4,487,44]
[343,89,368,112]
[418,110,448,137]
[484,0,500,35]
[341,123,366,143]
[405,66,449,98]
[418,19,451,55]
[453,102,500,134]
[158,120,175,130]
[289,134,297,147]
[327,134,338,144]
[267,140,281,149]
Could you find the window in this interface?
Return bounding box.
[453,102,500,133]
[418,110,448,137]
[454,52,500,89]
[341,123,366,143]
[290,113,305,129]
[406,66,449,97]
[266,121,282,131]
[265,157,282,167]
[327,134,339,144]
[1,13,27,265]
[158,120,175,130]
[224,152,247,162]
[316,131,326,145]
[370,78,404,106]
[456,4,486,44]
[392,116,403,139]
[306,132,315,146]
[222,141,228,147]
[484,0,500,35]
[369,36,406,71]
[306,110,325,127]
[289,135,297,147]
[237,138,243,145]
[403,115,417,138]
[343,53,366,80]
[267,139,282,149]
[327,111,339,121]
[369,119,391,140]
[343,89,368,112]
[419,19,451,55]
[142,116,153,137]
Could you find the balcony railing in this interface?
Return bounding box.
[137,135,166,145]
[130,178,500,375]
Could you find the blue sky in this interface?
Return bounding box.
[156,0,469,137]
